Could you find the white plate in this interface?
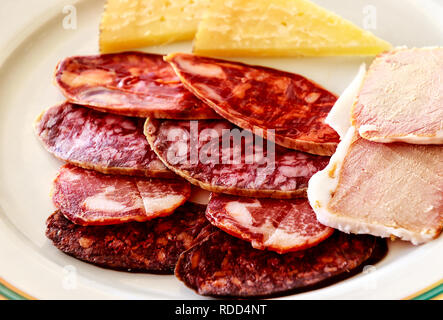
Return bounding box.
[0,0,442,300]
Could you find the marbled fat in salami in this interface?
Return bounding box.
[175,230,385,297]
[54,52,219,119]
[35,102,173,178]
[53,165,190,226]
[206,193,334,253]
[144,118,330,198]
[166,53,339,155]
[46,203,209,273]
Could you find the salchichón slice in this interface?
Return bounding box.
[144,118,330,199]
[35,102,173,178]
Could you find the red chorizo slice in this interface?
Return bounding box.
[144,118,330,199]
[54,52,219,119]
[46,202,209,273]
[35,102,173,178]
[175,230,386,298]
[206,193,334,253]
[165,53,339,155]
[53,165,190,226]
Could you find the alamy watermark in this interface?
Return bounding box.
[62,265,77,290]
[363,5,377,30]
[164,121,276,170]
[362,265,378,291]
[62,5,77,30]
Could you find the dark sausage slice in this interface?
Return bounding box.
[175,230,384,298]
[46,203,209,273]
[53,165,190,226]
[206,193,334,253]
[166,53,339,155]
[35,102,173,178]
[144,118,330,199]
[54,52,219,119]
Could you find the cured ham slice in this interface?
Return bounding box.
[35,102,173,178]
[165,53,339,156]
[54,52,219,119]
[46,203,209,273]
[53,165,190,226]
[205,193,333,253]
[351,48,443,144]
[308,127,443,244]
[144,118,330,199]
[175,230,386,297]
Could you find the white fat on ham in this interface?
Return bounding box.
[172,56,227,79]
[82,187,142,214]
[279,165,308,177]
[308,126,443,244]
[221,200,286,248]
[135,179,190,217]
[363,129,443,145]
[325,63,366,138]
[187,186,211,205]
[60,70,113,87]
[193,83,224,101]
[142,194,186,214]
[225,200,258,226]
[78,91,126,106]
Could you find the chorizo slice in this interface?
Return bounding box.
[175,230,386,298]
[165,53,339,155]
[35,102,173,178]
[144,118,330,199]
[53,165,191,226]
[54,52,219,119]
[46,202,209,273]
[206,193,334,253]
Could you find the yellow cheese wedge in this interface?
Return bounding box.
[193,0,392,56]
[100,0,209,53]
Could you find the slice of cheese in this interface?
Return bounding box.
[100,0,209,53]
[193,0,392,57]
